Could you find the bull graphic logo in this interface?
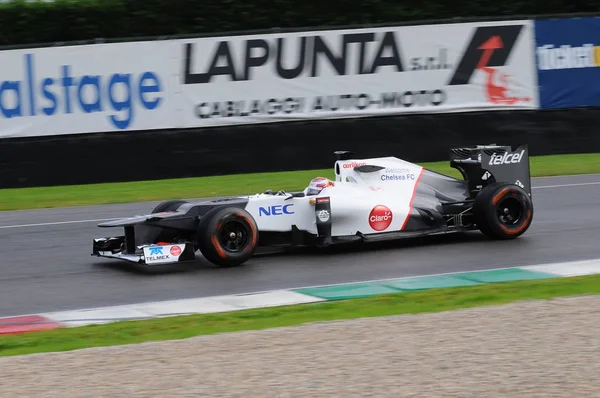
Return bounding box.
[448,25,531,105]
[477,36,530,105]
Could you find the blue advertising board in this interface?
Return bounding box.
[534,17,600,109]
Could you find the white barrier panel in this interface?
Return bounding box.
[0,20,539,138]
[176,20,538,128]
[0,41,177,138]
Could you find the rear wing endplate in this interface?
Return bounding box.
[450,144,531,197]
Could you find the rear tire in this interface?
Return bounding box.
[196,207,259,267]
[473,182,533,240]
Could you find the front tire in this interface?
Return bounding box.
[196,207,259,267]
[151,199,188,214]
[150,199,189,244]
[473,182,533,240]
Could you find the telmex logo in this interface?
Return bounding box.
[149,247,163,255]
[488,150,525,165]
[536,44,600,70]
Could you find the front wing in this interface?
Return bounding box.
[92,236,196,265]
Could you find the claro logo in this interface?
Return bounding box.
[170,246,182,256]
[369,205,393,231]
[488,150,525,165]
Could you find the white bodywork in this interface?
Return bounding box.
[242,157,425,237]
[93,144,533,267]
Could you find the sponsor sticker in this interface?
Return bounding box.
[145,245,170,263]
[375,167,416,182]
[342,162,367,169]
[534,17,600,108]
[148,247,163,255]
[316,209,330,222]
[258,204,295,216]
[369,205,393,231]
[143,244,185,265]
[488,150,524,165]
[170,245,182,256]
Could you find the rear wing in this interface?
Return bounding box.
[449,144,531,197]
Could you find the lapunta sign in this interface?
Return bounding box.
[182,32,451,83]
[178,20,538,128]
[179,28,452,125]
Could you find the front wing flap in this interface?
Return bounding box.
[92,236,196,265]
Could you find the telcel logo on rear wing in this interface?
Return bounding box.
[488,150,525,165]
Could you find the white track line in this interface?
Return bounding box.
[533,172,600,178]
[0,218,116,229]
[533,181,600,189]
[1,181,599,230]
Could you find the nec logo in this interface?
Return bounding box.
[149,247,163,255]
[489,150,525,165]
[258,204,295,216]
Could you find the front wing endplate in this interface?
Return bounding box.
[92,237,196,265]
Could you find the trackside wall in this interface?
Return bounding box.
[1,15,599,187]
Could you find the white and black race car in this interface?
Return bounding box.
[92,144,533,270]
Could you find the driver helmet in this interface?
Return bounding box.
[306,177,334,196]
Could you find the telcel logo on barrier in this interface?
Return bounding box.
[0,53,164,129]
[258,204,294,216]
[537,44,600,70]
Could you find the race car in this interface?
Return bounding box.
[92,144,533,270]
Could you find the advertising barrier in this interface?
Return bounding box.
[534,17,600,109]
[0,41,177,138]
[179,20,538,128]
[0,19,540,138]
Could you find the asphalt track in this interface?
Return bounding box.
[1,174,600,318]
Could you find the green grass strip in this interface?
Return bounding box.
[1,274,600,357]
[2,152,600,211]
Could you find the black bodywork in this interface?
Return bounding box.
[407,143,531,234]
[333,143,531,238]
